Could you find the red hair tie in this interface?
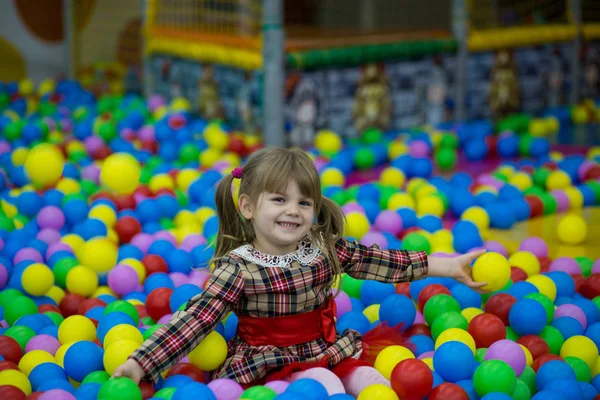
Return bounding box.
[232,167,244,179]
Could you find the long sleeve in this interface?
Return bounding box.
[129,258,245,384]
[335,237,428,283]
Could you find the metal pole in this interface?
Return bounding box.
[569,0,582,104]
[63,0,75,79]
[262,0,285,147]
[452,0,469,121]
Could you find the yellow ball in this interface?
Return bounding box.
[89,204,117,228]
[588,147,600,160]
[374,345,415,380]
[24,143,65,188]
[496,165,516,178]
[92,286,117,298]
[100,153,141,195]
[62,234,85,253]
[314,130,342,154]
[188,331,228,371]
[344,211,370,239]
[76,238,118,274]
[39,78,56,96]
[509,251,541,277]
[104,324,144,349]
[462,307,484,322]
[461,206,490,231]
[19,78,34,96]
[557,214,587,245]
[199,148,223,168]
[388,141,409,159]
[176,169,200,191]
[149,173,175,192]
[526,274,557,302]
[421,357,434,370]
[472,252,511,292]
[363,304,380,323]
[12,147,29,166]
[1,199,17,218]
[170,97,192,112]
[195,207,216,224]
[357,384,399,400]
[0,369,32,395]
[529,119,547,137]
[21,263,54,296]
[387,194,415,210]
[519,344,533,366]
[56,178,81,195]
[204,123,229,151]
[120,258,147,283]
[18,350,56,376]
[174,210,197,228]
[417,195,444,217]
[103,339,141,376]
[572,106,589,124]
[509,172,533,191]
[407,178,427,196]
[545,116,559,134]
[431,229,453,246]
[46,285,66,305]
[58,316,97,344]
[561,335,599,370]
[414,184,437,200]
[435,328,477,354]
[320,168,345,187]
[66,266,99,297]
[546,170,571,190]
[564,187,584,209]
[380,167,406,189]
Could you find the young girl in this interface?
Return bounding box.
[115,147,486,396]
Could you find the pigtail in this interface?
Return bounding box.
[314,196,347,292]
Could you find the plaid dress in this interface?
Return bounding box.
[130,236,429,384]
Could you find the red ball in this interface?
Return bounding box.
[525,195,544,218]
[396,282,411,297]
[0,336,23,364]
[428,383,469,400]
[154,188,175,197]
[114,216,142,244]
[146,288,174,321]
[25,393,44,400]
[406,324,431,338]
[59,293,86,317]
[168,115,186,130]
[484,293,517,326]
[417,284,451,311]
[141,140,158,154]
[539,257,552,273]
[114,194,136,211]
[166,362,206,382]
[90,191,114,203]
[228,137,246,156]
[78,298,107,316]
[468,313,506,348]
[517,335,550,361]
[520,165,535,175]
[134,185,153,199]
[399,227,421,240]
[572,274,586,293]
[390,358,433,400]
[580,274,600,299]
[139,381,156,400]
[542,162,558,171]
[93,146,112,161]
[585,165,600,181]
[531,353,563,372]
[135,304,149,320]
[0,361,19,372]
[38,304,61,314]
[0,385,25,400]
[510,267,528,283]
[142,254,169,276]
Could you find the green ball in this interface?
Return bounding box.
[331,190,346,206]
[524,293,554,324]
[141,317,156,326]
[5,296,38,326]
[5,122,23,140]
[53,257,79,289]
[140,168,152,185]
[523,186,544,197]
[401,232,431,254]
[519,365,536,394]
[0,215,14,231]
[593,296,600,313]
[505,326,519,341]
[423,294,461,326]
[175,189,188,207]
[440,134,458,149]
[586,181,600,203]
[0,288,23,309]
[143,324,163,340]
[98,376,142,400]
[493,171,509,183]
[360,128,383,144]
[430,311,468,340]
[104,300,140,326]
[435,148,457,171]
[353,148,376,170]
[160,218,176,230]
[69,150,88,163]
[240,386,278,400]
[43,311,64,327]
[532,168,550,188]
[80,179,99,196]
[0,92,9,109]
[153,387,176,400]
[475,348,487,363]
[341,274,363,299]
[564,356,591,382]
[575,256,594,277]
[539,325,564,355]
[511,378,531,400]
[82,370,111,384]
[473,359,517,397]
[98,123,117,142]
[346,185,360,202]
[379,186,397,210]
[147,156,163,170]
[538,193,557,215]
[179,144,200,163]
[4,325,36,352]
[13,214,28,228]
[518,135,533,157]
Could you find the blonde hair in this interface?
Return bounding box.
[211,147,346,285]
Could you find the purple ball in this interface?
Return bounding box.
[0,140,12,155]
[107,265,139,297]
[60,119,73,133]
[374,210,402,234]
[188,270,210,289]
[484,339,526,376]
[0,264,7,289]
[120,128,136,140]
[46,243,73,260]
[37,228,62,245]
[264,380,290,394]
[554,304,587,330]
[332,289,352,318]
[578,161,596,181]
[342,202,365,215]
[0,237,3,252]
[37,206,65,230]
[180,235,206,252]
[153,231,177,246]
[360,231,388,249]
[484,240,508,256]
[551,190,570,212]
[25,334,61,355]
[39,389,76,400]
[138,125,156,141]
[207,378,244,400]
[157,314,173,324]
[593,259,600,274]
[314,158,328,174]
[418,351,434,360]
[14,247,43,264]
[83,135,104,154]
[148,95,166,112]
[549,257,581,274]
[410,140,431,157]
[518,237,548,259]
[169,272,188,288]
[131,233,154,254]
[414,311,425,324]
[81,164,101,183]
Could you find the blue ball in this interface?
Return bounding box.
[191,246,214,268]
[552,316,585,340]
[38,379,75,393]
[418,215,443,233]
[224,313,238,341]
[74,382,101,400]
[481,394,512,400]
[396,207,417,229]
[432,370,444,388]
[360,280,396,307]
[509,298,547,336]
[546,271,576,299]
[579,381,597,400]
[39,325,59,338]
[379,294,416,327]
[497,134,519,158]
[73,218,108,240]
[433,341,474,382]
[409,157,433,178]
[118,244,144,261]
[29,362,68,391]
[172,382,216,400]
[336,311,371,336]
[285,378,329,400]
[202,215,219,239]
[148,239,176,259]
[328,395,355,400]
[170,284,202,312]
[144,272,175,293]
[544,379,584,400]
[455,379,478,400]
[451,283,482,309]
[156,195,179,219]
[96,312,136,343]
[585,322,600,350]
[16,190,43,217]
[63,198,89,226]
[85,306,106,321]
[166,249,194,274]
[536,360,577,391]
[361,200,380,224]
[573,297,600,326]
[350,298,364,313]
[137,199,161,223]
[486,202,516,229]
[357,184,380,205]
[14,314,53,333]
[274,393,307,400]
[64,340,104,382]
[161,374,194,389]
[409,334,434,356]
[592,374,600,393]
[508,281,540,300]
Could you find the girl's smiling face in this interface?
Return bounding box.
[239,180,315,255]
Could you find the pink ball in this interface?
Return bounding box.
[360,231,388,249]
[414,311,425,324]
[314,158,328,174]
[83,135,103,154]
[0,237,3,252]
[14,247,43,264]
[25,334,61,355]
[39,389,76,400]
[148,95,166,112]
[578,161,596,181]
[410,140,431,157]
[138,125,156,141]
[418,351,434,360]
[131,233,154,254]
[0,264,7,289]
[342,202,365,215]
[169,272,188,288]
[555,304,587,330]
[180,234,206,252]
[188,270,211,289]
[518,237,548,259]
[81,164,101,183]
[549,257,581,274]
[484,240,507,257]
[107,265,139,297]
[332,289,352,318]
[157,314,173,324]
[0,140,12,155]
[207,378,244,400]
[46,243,73,260]
[37,228,62,245]
[60,119,73,133]
[264,380,290,394]
[374,210,402,234]
[484,339,526,376]
[37,206,65,230]
[153,231,177,246]
[593,259,600,274]
[551,190,570,212]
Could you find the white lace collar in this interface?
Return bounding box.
[230,236,322,268]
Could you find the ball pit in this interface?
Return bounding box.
[0,78,598,400]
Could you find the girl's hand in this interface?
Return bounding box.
[429,249,490,293]
[113,359,145,384]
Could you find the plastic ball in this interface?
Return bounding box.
[560,335,598,370]
[0,369,32,395]
[435,328,476,354]
[473,360,517,397]
[97,377,142,400]
[102,340,140,376]
[509,298,548,336]
[65,266,98,297]
[286,378,329,400]
[468,313,506,348]
[23,143,65,188]
[188,331,227,371]
[18,350,56,377]
[485,339,527,376]
[557,214,587,245]
[428,382,469,400]
[472,252,511,292]
[314,130,342,154]
[374,345,415,380]
[434,341,475,382]
[357,384,398,400]
[390,358,433,400]
[21,263,54,296]
[526,275,557,302]
[100,153,141,195]
[76,238,118,274]
[64,340,104,382]
[57,316,96,344]
[344,212,370,239]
